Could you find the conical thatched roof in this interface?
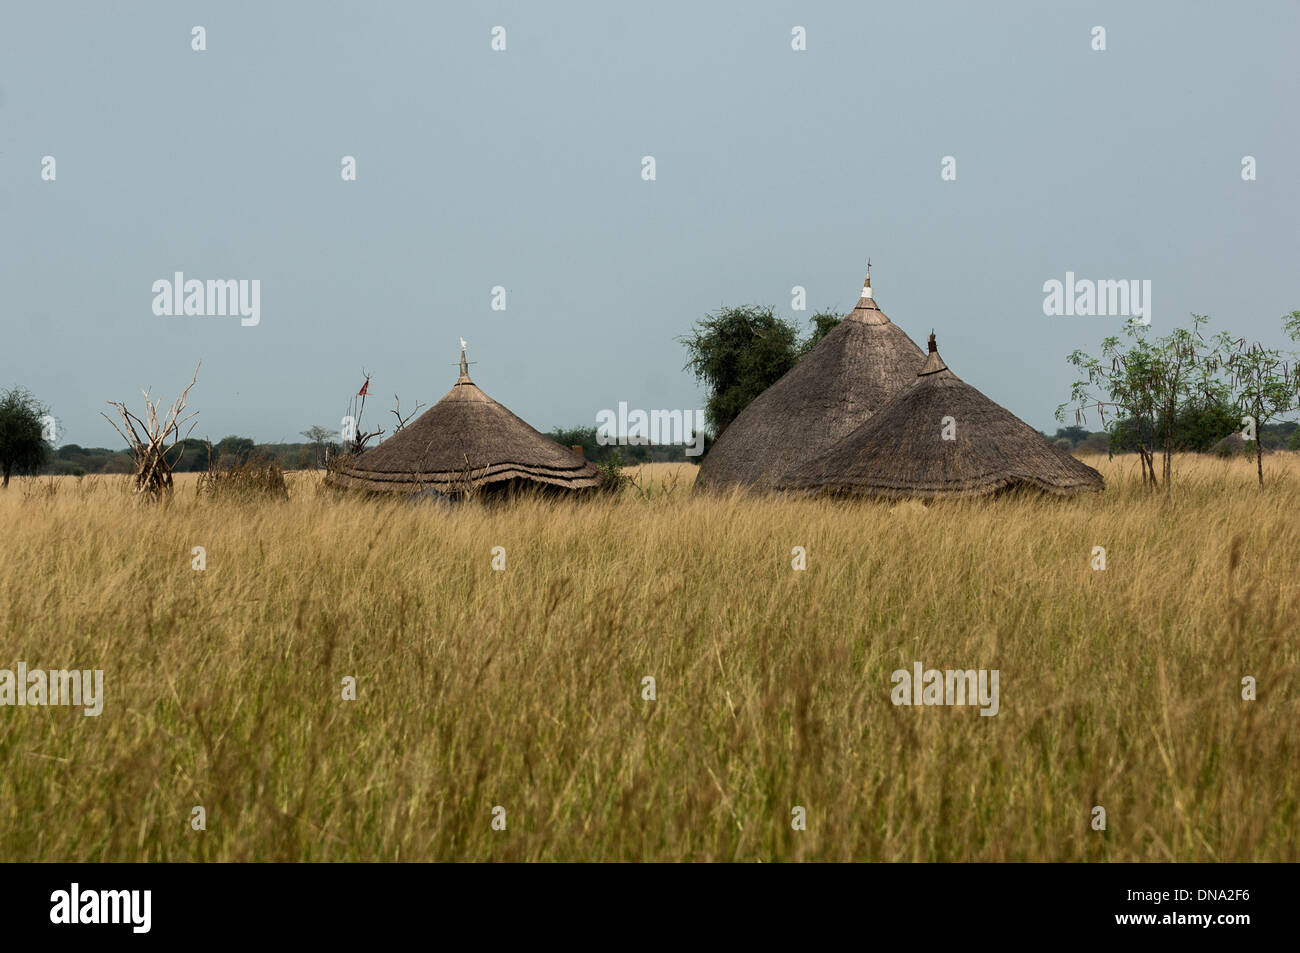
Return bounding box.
[791,335,1104,499]
[325,349,599,496]
[1210,432,1270,456]
[694,270,926,491]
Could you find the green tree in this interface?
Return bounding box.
[1060,315,1227,490]
[682,305,834,436]
[1170,401,1242,452]
[550,425,600,460]
[1108,403,1243,454]
[681,305,800,435]
[0,386,52,487]
[214,435,255,465]
[163,437,213,472]
[300,425,336,469]
[1224,332,1296,486]
[796,309,843,357]
[1263,421,1299,448]
[1283,312,1300,452]
[1283,310,1300,343]
[1052,425,1090,448]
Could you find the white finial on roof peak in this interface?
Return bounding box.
[456,338,475,379]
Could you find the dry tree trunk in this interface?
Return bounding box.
[102,363,200,501]
[1138,445,1158,489]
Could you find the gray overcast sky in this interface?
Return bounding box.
[2,1,1297,447]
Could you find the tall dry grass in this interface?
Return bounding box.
[0,454,1296,861]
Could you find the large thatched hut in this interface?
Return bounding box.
[694,269,926,491]
[791,335,1104,499]
[325,348,599,497]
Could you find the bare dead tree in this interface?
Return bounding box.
[102,363,200,500]
[391,394,425,433]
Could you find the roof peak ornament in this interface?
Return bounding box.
[918,333,949,376]
[454,338,477,380]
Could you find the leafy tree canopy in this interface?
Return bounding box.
[681,306,842,435]
[0,386,52,487]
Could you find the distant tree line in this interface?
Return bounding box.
[1042,420,1299,455]
[5,307,1298,487]
[37,436,340,477]
[548,425,713,464]
[33,419,1292,481]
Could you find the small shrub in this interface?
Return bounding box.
[197,458,289,501]
[595,452,630,493]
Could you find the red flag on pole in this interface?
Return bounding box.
[358,378,370,396]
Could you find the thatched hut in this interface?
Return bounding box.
[1210,432,1269,457]
[694,269,926,491]
[791,335,1104,499]
[325,348,599,497]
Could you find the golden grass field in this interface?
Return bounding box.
[1,454,1296,861]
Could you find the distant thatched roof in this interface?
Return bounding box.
[1210,432,1271,456]
[791,335,1104,499]
[325,350,599,496]
[695,271,926,491]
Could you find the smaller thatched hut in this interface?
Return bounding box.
[791,334,1104,499]
[325,347,599,497]
[1210,432,1270,457]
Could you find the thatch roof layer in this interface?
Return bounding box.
[325,354,599,495]
[695,280,926,491]
[791,336,1104,499]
